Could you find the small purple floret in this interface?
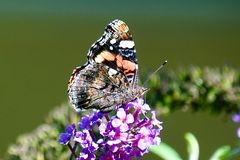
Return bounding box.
[232,113,240,138]
[232,113,240,123]
[59,123,76,145]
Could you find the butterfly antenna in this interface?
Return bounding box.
[142,60,167,87]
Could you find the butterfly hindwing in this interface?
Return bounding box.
[68,63,142,112]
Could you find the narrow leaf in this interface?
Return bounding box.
[185,132,199,160]
[149,142,183,160]
[209,145,231,160]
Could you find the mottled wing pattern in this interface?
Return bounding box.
[68,63,146,112]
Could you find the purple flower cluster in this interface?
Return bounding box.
[59,98,162,160]
[232,113,240,138]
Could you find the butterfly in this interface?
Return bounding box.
[68,19,147,112]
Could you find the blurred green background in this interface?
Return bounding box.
[0,0,240,159]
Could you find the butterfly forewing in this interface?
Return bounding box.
[87,19,138,85]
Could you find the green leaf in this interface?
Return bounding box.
[149,142,183,160]
[209,145,231,160]
[184,132,199,160]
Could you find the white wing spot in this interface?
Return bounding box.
[119,40,135,48]
[110,38,117,44]
[108,68,118,76]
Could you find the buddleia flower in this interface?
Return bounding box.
[59,98,163,159]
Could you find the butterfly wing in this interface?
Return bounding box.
[68,19,145,112]
[87,19,138,86]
